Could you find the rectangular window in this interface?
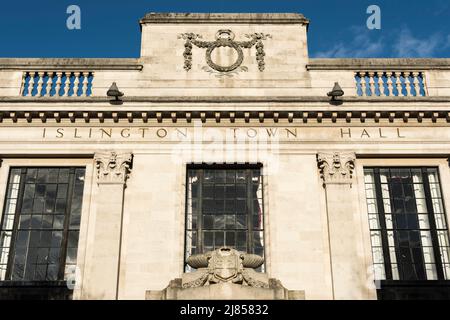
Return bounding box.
[364,167,450,281]
[0,167,85,282]
[185,165,264,271]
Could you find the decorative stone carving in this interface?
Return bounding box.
[94,151,132,184]
[317,152,356,185]
[146,247,305,300]
[179,29,271,74]
[183,247,269,288]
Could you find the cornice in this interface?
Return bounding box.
[1,96,450,104]
[140,13,310,25]
[308,58,450,71]
[0,58,143,71]
[0,110,449,124]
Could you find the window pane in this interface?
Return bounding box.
[185,167,264,271]
[365,167,450,281]
[0,167,85,281]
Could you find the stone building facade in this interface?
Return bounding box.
[0,13,450,300]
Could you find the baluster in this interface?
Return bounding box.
[73,72,81,96]
[404,72,412,96]
[411,72,419,96]
[20,72,28,96]
[45,72,54,96]
[82,72,90,96]
[28,72,36,96]
[420,72,427,96]
[37,72,45,96]
[394,71,403,96]
[55,72,63,97]
[355,72,361,96]
[64,72,72,97]
[386,72,394,96]
[375,71,383,96]
[360,72,367,96]
[88,71,94,96]
[368,72,375,96]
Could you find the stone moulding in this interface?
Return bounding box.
[140,13,310,25]
[0,110,450,124]
[307,58,450,71]
[0,58,143,71]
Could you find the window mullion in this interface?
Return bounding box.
[247,169,253,254]
[58,168,76,280]
[198,169,203,254]
[5,169,27,281]
[373,168,393,280]
[421,167,445,280]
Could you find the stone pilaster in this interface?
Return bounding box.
[81,151,132,300]
[317,152,367,299]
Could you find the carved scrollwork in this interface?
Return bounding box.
[317,152,356,185]
[94,151,133,185]
[178,30,271,73]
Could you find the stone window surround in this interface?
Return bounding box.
[0,158,94,300]
[177,160,272,276]
[355,158,450,289]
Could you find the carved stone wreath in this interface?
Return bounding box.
[178,29,271,73]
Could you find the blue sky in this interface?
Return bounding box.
[0,0,449,58]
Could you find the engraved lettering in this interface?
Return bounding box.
[157,128,167,138]
[120,128,130,138]
[74,128,82,138]
[286,128,297,138]
[56,128,64,138]
[266,128,278,137]
[341,128,351,138]
[247,128,257,138]
[361,129,370,138]
[101,128,112,138]
[139,128,148,138]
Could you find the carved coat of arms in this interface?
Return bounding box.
[182,247,269,289]
[209,250,240,282]
[178,29,271,76]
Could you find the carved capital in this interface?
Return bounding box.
[94,151,132,185]
[317,152,356,185]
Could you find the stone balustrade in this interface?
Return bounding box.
[21,71,94,97]
[0,58,143,98]
[307,58,450,97]
[0,57,449,98]
[355,71,426,97]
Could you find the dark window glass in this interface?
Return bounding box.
[185,165,264,271]
[0,167,85,282]
[365,167,450,281]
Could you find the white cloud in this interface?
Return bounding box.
[393,26,443,57]
[313,26,384,58]
[313,25,450,58]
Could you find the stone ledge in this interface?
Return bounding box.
[308,58,450,70]
[0,58,143,71]
[1,96,450,103]
[146,280,305,300]
[140,12,309,25]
